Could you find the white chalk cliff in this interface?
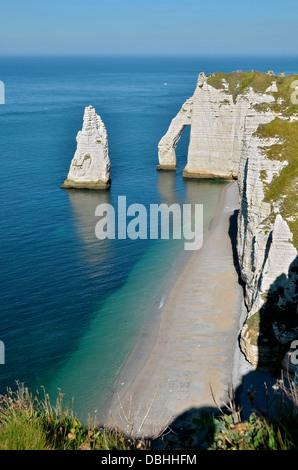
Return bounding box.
[158,72,276,179]
[61,105,111,189]
[159,71,298,369]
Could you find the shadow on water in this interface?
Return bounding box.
[66,188,112,261]
[149,213,298,450]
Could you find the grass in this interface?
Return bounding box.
[1,379,298,450]
[270,74,298,116]
[207,71,274,103]
[207,70,298,106]
[0,417,49,450]
[256,118,298,249]
[0,382,137,451]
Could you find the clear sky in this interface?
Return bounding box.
[0,0,297,56]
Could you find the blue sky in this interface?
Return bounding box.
[0,0,297,56]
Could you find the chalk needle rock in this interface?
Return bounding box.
[61,105,111,190]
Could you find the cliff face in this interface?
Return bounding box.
[159,71,298,369]
[61,105,111,189]
[158,72,275,179]
[236,91,298,368]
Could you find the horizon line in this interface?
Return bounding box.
[1,53,298,59]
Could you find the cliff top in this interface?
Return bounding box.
[207,70,298,113]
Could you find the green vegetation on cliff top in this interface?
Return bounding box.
[207,71,298,250]
[207,70,274,102]
[257,118,298,248]
[207,70,298,109]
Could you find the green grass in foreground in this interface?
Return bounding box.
[0,378,298,450]
[0,383,133,450]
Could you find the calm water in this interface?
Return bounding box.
[0,56,297,421]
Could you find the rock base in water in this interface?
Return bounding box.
[156,164,177,171]
[60,178,111,190]
[182,169,237,180]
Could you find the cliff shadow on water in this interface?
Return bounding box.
[149,214,298,450]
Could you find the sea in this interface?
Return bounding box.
[0,56,297,423]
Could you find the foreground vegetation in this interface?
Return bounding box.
[0,375,297,450]
[0,382,133,450]
[193,376,298,450]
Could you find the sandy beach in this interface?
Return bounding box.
[108,181,250,438]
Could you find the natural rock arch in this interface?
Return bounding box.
[157,97,193,171]
[157,72,274,180]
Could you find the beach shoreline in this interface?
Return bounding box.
[107,181,252,438]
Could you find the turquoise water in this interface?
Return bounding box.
[45,178,225,420]
[0,56,297,421]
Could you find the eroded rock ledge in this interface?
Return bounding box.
[61,105,111,190]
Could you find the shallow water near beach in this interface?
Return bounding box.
[0,56,297,421]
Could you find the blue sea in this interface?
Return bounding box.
[0,56,297,422]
